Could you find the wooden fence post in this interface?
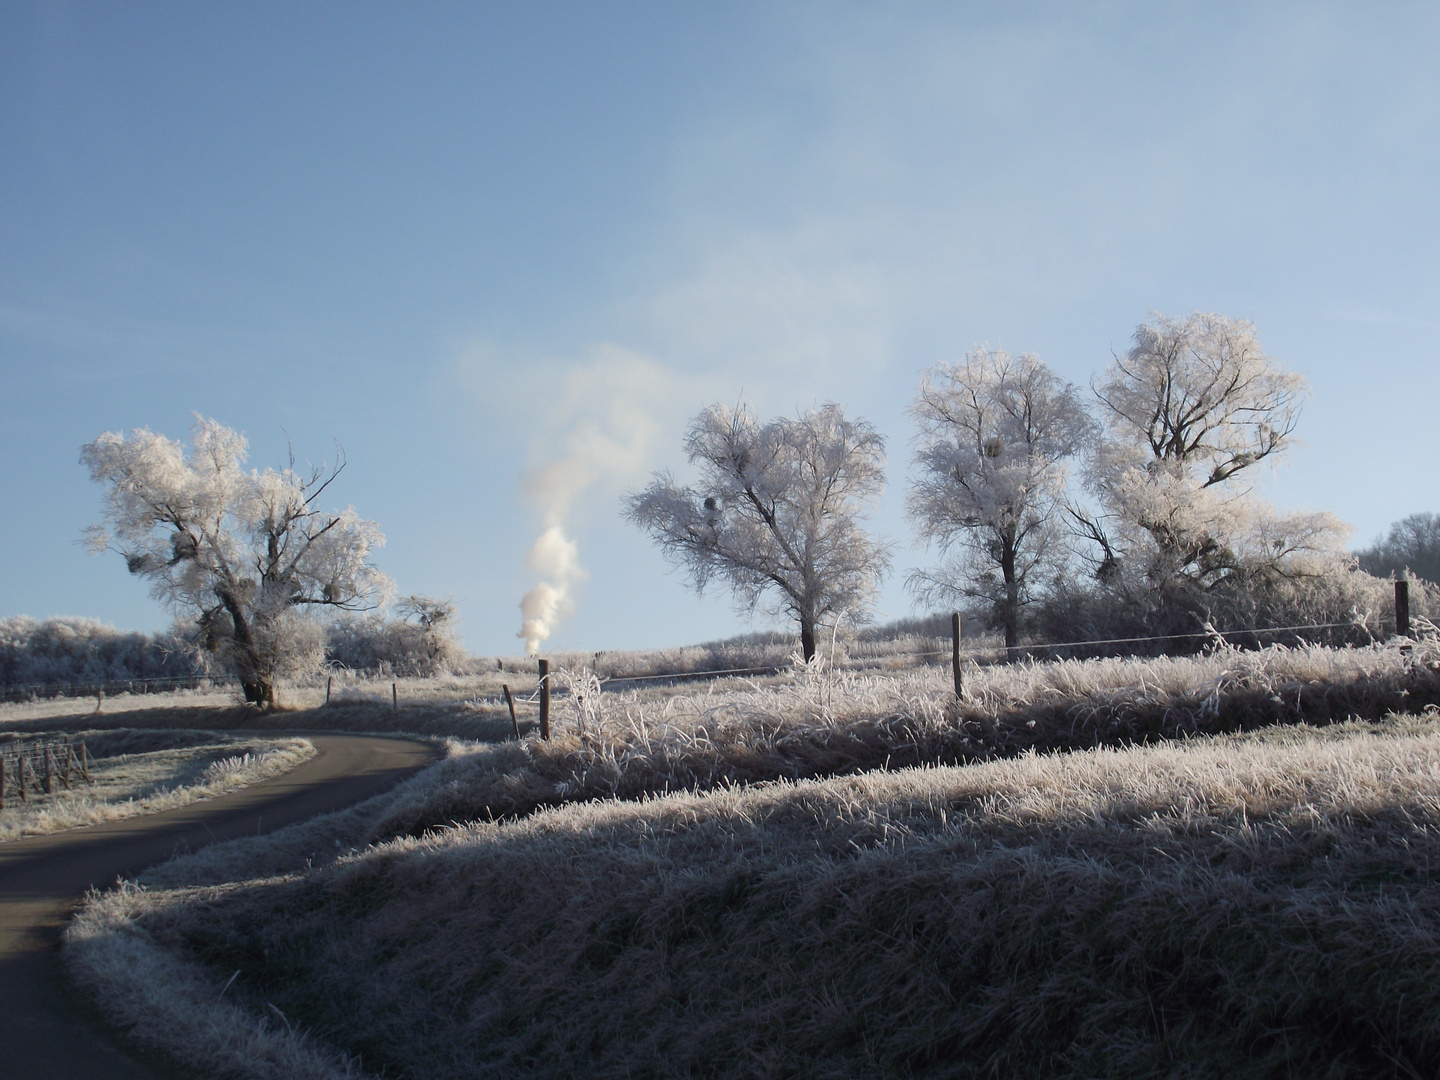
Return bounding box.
[326,676,332,705]
[81,742,91,785]
[951,612,963,699]
[502,684,520,740]
[392,682,398,716]
[538,659,551,741]
[44,746,54,795]
[18,751,26,803]
[1396,578,1411,639]
[1,753,6,808]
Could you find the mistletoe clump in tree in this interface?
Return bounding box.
[626,402,891,662]
[81,416,392,707]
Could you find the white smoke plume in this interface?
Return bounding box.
[511,345,694,655]
[519,525,582,654]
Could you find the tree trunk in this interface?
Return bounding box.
[240,677,277,709]
[218,588,277,710]
[1001,539,1020,660]
[800,618,817,664]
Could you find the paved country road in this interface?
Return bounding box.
[0,733,440,1080]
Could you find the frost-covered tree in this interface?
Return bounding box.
[625,402,891,661]
[1083,312,1348,604]
[907,349,1093,653]
[81,417,392,707]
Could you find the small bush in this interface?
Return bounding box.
[324,596,465,677]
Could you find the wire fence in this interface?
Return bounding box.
[0,736,94,807]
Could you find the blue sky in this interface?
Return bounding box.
[3,2,1437,656]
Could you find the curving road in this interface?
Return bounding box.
[0,732,440,1080]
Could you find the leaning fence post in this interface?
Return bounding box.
[502,684,520,740]
[538,659,551,741]
[326,676,332,705]
[951,612,963,699]
[1396,578,1411,639]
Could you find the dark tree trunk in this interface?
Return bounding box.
[800,619,817,664]
[240,678,276,709]
[1001,539,1020,660]
[218,588,277,710]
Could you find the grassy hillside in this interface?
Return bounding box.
[73,712,1440,1079]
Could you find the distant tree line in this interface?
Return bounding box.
[0,617,204,688]
[1355,513,1440,585]
[1,603,463,691]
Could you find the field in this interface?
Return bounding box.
[46,636,1440,1078]
[0,729,315,841]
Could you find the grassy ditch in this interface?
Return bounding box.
[0,729,314,840]
[68,714,1440,1079]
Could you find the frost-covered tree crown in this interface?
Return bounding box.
[1084,313,1346,595]
[1094,312,1306,489]
[81,416,392,705]
[625,402,891,660]
[907,348,1092,648]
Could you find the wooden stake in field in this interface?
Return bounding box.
[951,612,964,699]
[326,676,333,704]
[1396,578,1411,639]
[392,682,398,716]
[502,684,520,740]
[538,659,551,741]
